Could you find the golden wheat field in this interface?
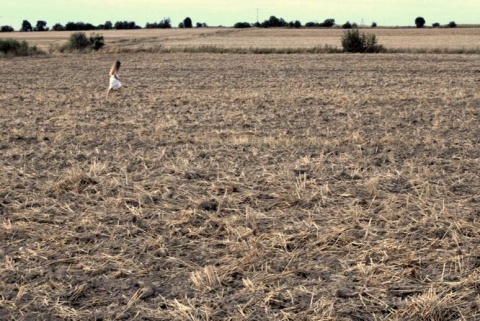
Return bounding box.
[1,30,480,320]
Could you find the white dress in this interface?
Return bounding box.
[109,75,122,90]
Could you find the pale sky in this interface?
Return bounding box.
[2,0,479,29]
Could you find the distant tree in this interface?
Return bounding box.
[159,18,172,28]
[448,21,457,28]
[85,23,96,30]
[183,17,193,28]
[0,25,14,32]
[178,22,184,28]
[20,20,33,32]
[196,22,207,28]
[253,21,261,27]
[342,21,353,29]
[286,20,301,28]
[269,16,280,27]
[234,22,251,28]
[114,21,140,29]
[104,21,113,30]
[34,20,48,31]
[305,22,320,28]
[146,18,172,29]
[415,17,426,28]
[432,22,440,28]
[260,16,288,28]
[52,23,65,31]
[371,22,377,28]
[76,22,86,30]
[320,19,335,27]
[65,22,78,31]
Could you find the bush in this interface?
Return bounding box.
[432,22,440,28]
[89,33,105,50]
[1,25,14,32]
[0,38,42,56]
[448,21,457,28]
[234,22,251,28]
[342,21,353,29]
[341,29,384,53]
[62,32,104,52]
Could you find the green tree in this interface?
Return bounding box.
[320,19,335,27]
[52,23,65,31]
[341,28,384,53]
[21,20,33,32]
[34,20,48,31]
[1,25,14,32]
[183,17,193,28]
[415,17,426,28]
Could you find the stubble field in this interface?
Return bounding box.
[3,27,480,52]
[1,32,480,320]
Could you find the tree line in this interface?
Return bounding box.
[0,16,459,32]
[0,17,207,32]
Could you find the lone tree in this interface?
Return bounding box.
[20,20,33,32]
[415,17,426,28]
[183,17,193,28]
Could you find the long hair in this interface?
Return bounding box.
[109,60,121,76]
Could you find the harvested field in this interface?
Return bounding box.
[2,27,480,52]
[1,51,480,320]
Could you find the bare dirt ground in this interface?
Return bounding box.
[1,51,480,320]
[2,27,480,52]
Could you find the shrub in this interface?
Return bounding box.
[341,29,384,53]
[234,22,251,28]
[62,32,104,52]
[89,33,105,50]
[432,22,440,28]
[342,21,353,29]
[1,25,14,32]
[448,21,457,28]
[0,38,42,56]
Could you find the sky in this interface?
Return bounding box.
[1,0,479,29]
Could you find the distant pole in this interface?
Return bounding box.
[256,8,259,24]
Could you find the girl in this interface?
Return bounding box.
[106,60,122,99]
